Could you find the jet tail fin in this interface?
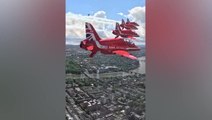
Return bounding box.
[85,22,101,42]
[115,22,122,34]
[122,19,125,24]
[127,18,130,23]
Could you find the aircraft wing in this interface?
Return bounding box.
[112,50,137,60]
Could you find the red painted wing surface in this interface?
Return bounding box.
[112,50,137,60]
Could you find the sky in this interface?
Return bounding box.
[66,0,145,20]
[66,0,146,45]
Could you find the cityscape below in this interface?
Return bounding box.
[65,45,146,120]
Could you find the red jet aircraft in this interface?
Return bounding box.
[80,22,140,60]
[120,19,138,30]
[126,18,139,26]
[112,23,140,38]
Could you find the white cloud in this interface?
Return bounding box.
[93,11,107,18]
[66,12,117,45]
[117,12,128,18]
[128,6,145,24]
[66,7,145,45]
[117,12,124,16]
[119,6,146,39]
[118,6,145,24]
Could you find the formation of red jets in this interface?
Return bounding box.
[80,18,140,60]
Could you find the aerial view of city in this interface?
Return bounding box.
[66,0,145,120]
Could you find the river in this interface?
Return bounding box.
[66,56,145,79]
